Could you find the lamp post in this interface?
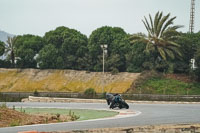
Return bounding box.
[191,58,197,70]
[100,44,107,93]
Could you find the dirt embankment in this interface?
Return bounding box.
[0,107,78,127]
[0,68,140,93]
[0,107,44,127]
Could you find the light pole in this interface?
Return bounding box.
[100,44,107,93]
[191,58,197,70]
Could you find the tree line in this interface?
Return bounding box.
[0,12,200,79]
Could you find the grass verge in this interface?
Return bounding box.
[16,108,118,121]
[136,77,200,95]
[128,71,200,95]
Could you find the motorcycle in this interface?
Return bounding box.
[106,93,129,109]
[111,98,129,109]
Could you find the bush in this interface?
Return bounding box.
[10,120,21,127]
[84,88,96,98]
[111,68,119,75]
[68,110,80,121]
[101,91,107,99]
[33,90,39,96]
[0,60,12,68]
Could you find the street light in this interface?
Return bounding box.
[100,44,107,93]
[191,58,197,70]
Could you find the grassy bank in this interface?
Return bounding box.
[128,71,200,95]
[138,77,200,95]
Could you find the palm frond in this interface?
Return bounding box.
[157,13,170,37]
[143,16,153,35]
[129,34,147,44]
[142,20,151,35]
[165,48,175,59]
[167,46,182,57]
[154,12,163,35]
[149,14,154,35]
[158,47,167,60]
[160,16,176,37]
[168,25,183,31]
[157,38,167,46]
[167,41,180,47]
[6,37,11,48]
[146,42,155,52]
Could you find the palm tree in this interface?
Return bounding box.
[131,11,182,61]
[0,41,5,56]
[5,36,17,67]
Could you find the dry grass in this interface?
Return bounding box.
[0,68,140,93]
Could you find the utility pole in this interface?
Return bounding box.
[101,44,107,93]
[189,0,197,72]
[189,0,195,33]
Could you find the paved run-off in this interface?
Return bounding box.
[0,68,140,93]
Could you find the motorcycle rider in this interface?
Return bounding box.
[106,93,122,109]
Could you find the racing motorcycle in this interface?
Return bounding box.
[106,93,129,109]
[111,98,129,109]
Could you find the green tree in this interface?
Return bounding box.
[126,34,151,72]
[5,36,17,67]
[0,41,5,56]
[37,44,61,69]
[131,12,182,63]
[40,26,88,69]
[172,32,200,73]
[61,28,88,69]
[15,34,45,68]
[88,26,130,72]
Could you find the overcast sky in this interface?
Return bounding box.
[0,0,200,37]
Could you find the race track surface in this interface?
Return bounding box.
[0,102,200,133]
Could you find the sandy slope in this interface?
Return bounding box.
[0,68,140,93]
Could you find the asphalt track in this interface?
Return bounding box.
[0,102,200,133]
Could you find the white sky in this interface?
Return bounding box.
[0,0,200,37]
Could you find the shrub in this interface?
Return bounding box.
[34,90,39,96]
[68,110,80,121]
[101,91,107,99]
[10,120,21,127]
[111,68,119,75]
[84,88,96,98]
